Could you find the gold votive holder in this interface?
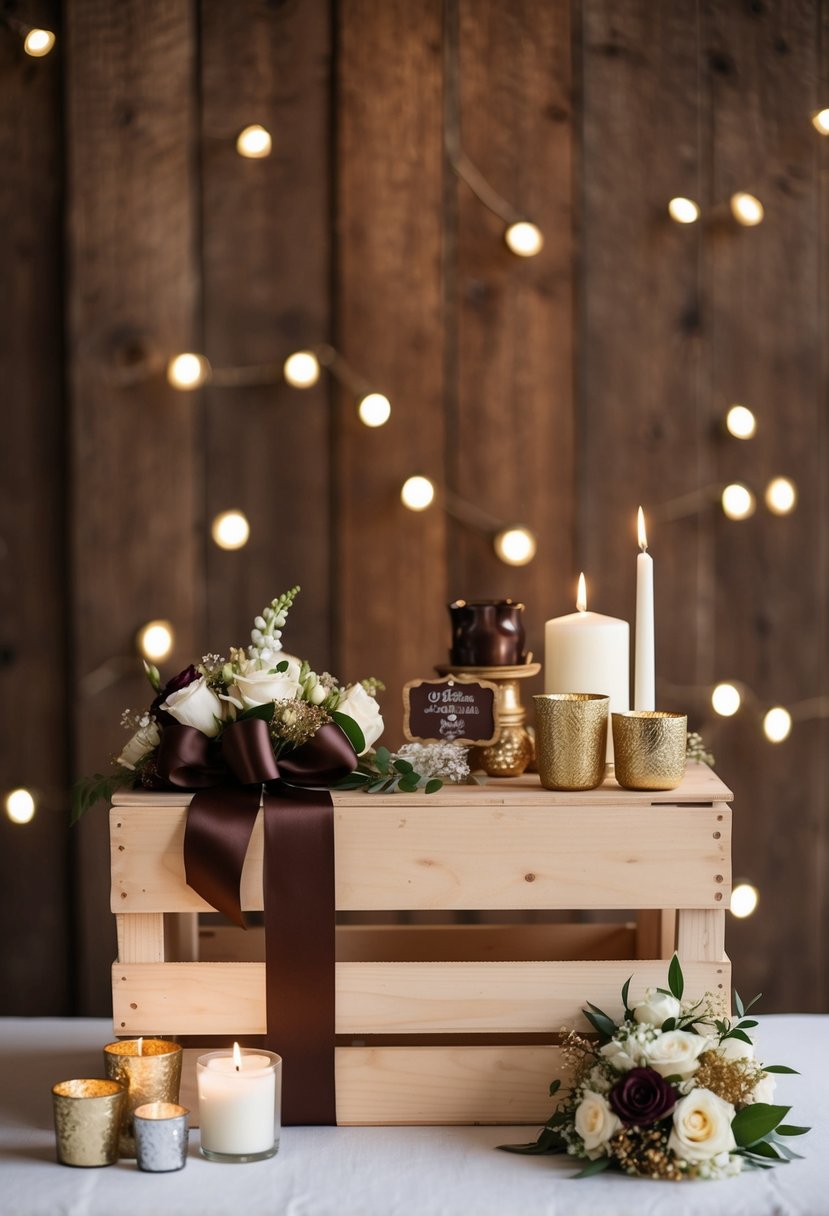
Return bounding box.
[533,693,609,791]
[52,1078,126,1168]
[612,711,688,791]
[103,1038,183,1159]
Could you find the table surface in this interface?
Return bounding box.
[1,1015,824,1216]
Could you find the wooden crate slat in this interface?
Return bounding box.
[111,801,731,913]
[113,957,729,1037]
[334,1046,563,1125]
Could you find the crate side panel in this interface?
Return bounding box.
[112,803,731,912]
[335,1046,561,1124]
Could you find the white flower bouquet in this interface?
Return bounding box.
[73,587,394,818]
[500,956,808,1181]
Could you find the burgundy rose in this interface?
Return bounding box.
[151,664,201,725]
[609,1067,676,1126]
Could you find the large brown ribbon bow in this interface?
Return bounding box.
[157,717,357,1125]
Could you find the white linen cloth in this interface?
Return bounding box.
[0,1015,825,1216]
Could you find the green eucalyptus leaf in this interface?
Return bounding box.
[574,1156,612,1179]
[393,758,414,775]
[776,1124,810,1136]
[762,1065,800,1074]
[732,1103,791,1148]
[374,746,391,774]
[424,778,443,794]
[668,953,684,1000]
[620,976,632,1014]
[734,990,745,1018]
[332,711,366,756]
[549,1078,561,1096]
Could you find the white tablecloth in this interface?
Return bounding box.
[1,1016,825,1216]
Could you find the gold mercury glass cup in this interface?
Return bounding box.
[533,693,609,791]
[103,1039,183,1158]
[52,1078,126,1168]
[612,711,688,791]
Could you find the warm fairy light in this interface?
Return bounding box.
[4,788,36,825]
[136,620,175,663]
[283,350,320,388]
[730,192,764,226]
[23,28,56,57]
[812,109,829,135]
[668,197,700,224]
[493,526,537,566]
[730,882,759,918]
[357,392,391,428]
[721,483,755,520]
[236,124,272,159]
[400,476,435,512]
[576,572,587,614]
[233,1042,242,1072]
[637,506,648,551]
[763,706,792,743]
[725,404,756,439]
[504,221,544,257]
[711,682,741,717]
[211,510,250,550]
[167,352,211,390]
[764,477,797,516]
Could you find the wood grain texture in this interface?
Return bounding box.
[579,0,713,677]
[0,0,70,1014]
[704,0,823,1011]
[112,957,727,1036]
[65,0,203,1012]
[336,0,448,741]
[110,783,731,913]
[450,0,575,688]
[200,0,334,666]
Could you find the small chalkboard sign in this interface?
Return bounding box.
[402,675,499,746]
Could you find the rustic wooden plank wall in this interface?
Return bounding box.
[0,0,825,1015]
[0,0,69,1014]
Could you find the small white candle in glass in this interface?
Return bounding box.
[196,1044,281,1163]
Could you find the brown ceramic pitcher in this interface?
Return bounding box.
[448,599,526,667]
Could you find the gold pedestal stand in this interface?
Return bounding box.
[435,662,541,778]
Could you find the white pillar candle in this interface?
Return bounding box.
[544,574,629,761]
[634,507,655,711]
[197,1045,281,1160]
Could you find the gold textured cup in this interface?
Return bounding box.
[52,1078,126,1167]
[533,693,609,791]
[612,711,688,790]
[103,1039,183,1158]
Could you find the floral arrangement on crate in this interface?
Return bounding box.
[73,587,444,820]
[500,956,808,1181]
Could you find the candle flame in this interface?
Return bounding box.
[137,1037,143,1056]
[233,1041,242,1072]
[637,506,648,552]
[576,572,587,613]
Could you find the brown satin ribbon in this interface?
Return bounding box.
[159,717,356,1125]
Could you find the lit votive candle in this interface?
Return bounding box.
[103,1038,183,1159]
[134,1102,190,1172]
[197,1044,282,1163]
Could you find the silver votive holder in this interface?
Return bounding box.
[134,1102,190,1172]
[52,1078,126,1168]
[612,711,688,790]
[533,693,609,791]
[103,1038,183,1158]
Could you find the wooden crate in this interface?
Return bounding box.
[110,760,732,1125]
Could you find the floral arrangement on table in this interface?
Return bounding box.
[73,587,448,820]
[500,957,808,1181]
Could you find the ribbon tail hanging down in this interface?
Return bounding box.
[263,787,337,1126]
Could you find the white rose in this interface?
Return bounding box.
[116,720,160,770]
[641,1029,707,1079]
[161,676,224,738]
[337,683,384,755]
[751,1072,776,1105]
[574,1091,622,1154]
[634,987,682,1027]
[668,1088,736,1163]
[717,1035,755,1063]
[231,657,302,708]
[599,1038,643,1072]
